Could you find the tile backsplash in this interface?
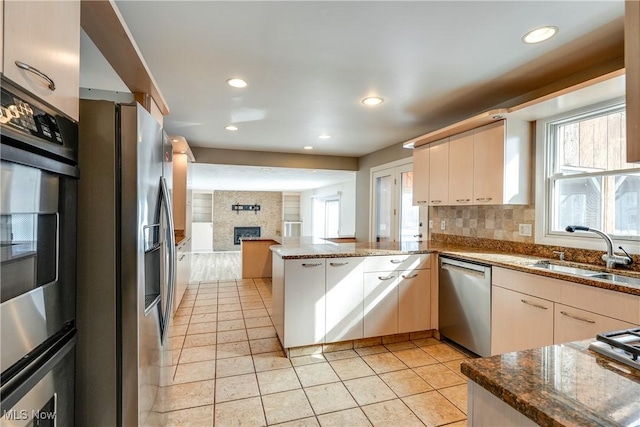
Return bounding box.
[428,205,535,243]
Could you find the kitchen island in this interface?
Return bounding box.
[461,339,640,426]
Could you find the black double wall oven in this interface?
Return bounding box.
[0,80,78,426]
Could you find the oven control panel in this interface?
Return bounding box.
[1,87,64,145]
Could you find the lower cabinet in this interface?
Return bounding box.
[173,237,191,315]
[553,303,634,345]
[491,267,640,355]
[326,258,364,342]
[273,253,431,350]
[364,271,398,337]
[283,258,326,348]
[491,286,554,355]
[398,268,431,333]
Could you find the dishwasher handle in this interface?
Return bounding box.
[440,258,489,279]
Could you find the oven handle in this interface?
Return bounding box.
[0,328,76,411]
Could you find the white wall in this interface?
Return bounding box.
[300,178,356,237]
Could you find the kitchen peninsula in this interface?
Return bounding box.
[461,339,640,426]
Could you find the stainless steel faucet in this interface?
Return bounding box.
[565,225,633,268]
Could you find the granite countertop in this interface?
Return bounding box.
[461,340,640,426]
[269,238,640,296]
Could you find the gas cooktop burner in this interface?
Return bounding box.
[589,328,640,371]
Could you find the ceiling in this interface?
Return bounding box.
[190,164,355,192]
[79,1,624,160]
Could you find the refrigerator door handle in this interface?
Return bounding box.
[158,176,176,344]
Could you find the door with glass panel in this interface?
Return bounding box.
[371,162,421,243]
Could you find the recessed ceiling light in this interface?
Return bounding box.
[319,134,331,139]
[225,125,238,131]
[362,96,384,106]
[303,146,314,150]
[180,150,186,154]
[522,26,558,44]
[226,78,247,88]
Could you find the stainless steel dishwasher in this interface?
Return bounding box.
[439,256,492,357]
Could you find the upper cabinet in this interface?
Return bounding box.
[412,144,429,206]
[626,0,640,162]
[448,130,474,205]
[3,1,80,121]
[412,118,531,206]
[473,120,530,205]
[428,138,449,206]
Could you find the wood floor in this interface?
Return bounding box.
[191,251,241,282]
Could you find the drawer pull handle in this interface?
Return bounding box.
[476,197,493,202]
[431,200,442,204]
[179,255,186,261]
[456,199,470,203]
[416,200,427,204]
[402,273,419,279]
[302,263,322,267]
[330,262,349,267]
[390,259,406,264]
[15,61,56,91]
[560,311,596,324]
[378,275,395,281]
[520,299,548,310]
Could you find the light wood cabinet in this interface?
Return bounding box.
[491,267,640,354]
[553,303,634,345]
[473,120,531,205]
[448,130,474,205]
[0,0,4,74]
[3,0,80,121]
[173,237,191,315]
[364,271,398,337]
[273,253,431,350]
[411,118,531,207]
[325,258,364,342]
[282,258,326,348]
[398,268,430,333]
[491,285,554,355]
[412,145,429,206]
[428,138,449,206]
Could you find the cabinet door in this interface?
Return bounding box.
[412,145,429,206]
[4,1,80,121]
[448,130,474,206]
[554,304,636,345]
[473,121,505,205]
[364,272,398,337]
[284,259,326,347]
[398,268,430,333]
[325,258,364,342]
[491,286,553,355]
[428,138,449,206]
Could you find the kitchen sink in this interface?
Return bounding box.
[530,261,598,276]
[586,273,640,287]
[530,261,640,287]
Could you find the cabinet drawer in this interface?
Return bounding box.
[363,254,430,272]
[554,304,636,345]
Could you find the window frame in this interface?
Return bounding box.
[534,96,640,253]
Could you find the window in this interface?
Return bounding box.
[536,100,640,249]
[312,195,340,238]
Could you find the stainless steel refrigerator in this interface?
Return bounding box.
[75,100,176,426]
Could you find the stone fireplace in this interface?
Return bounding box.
[234,226,261,245]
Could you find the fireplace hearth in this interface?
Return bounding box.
[234,226,261,245]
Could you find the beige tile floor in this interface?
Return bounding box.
[160,277,472,426]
